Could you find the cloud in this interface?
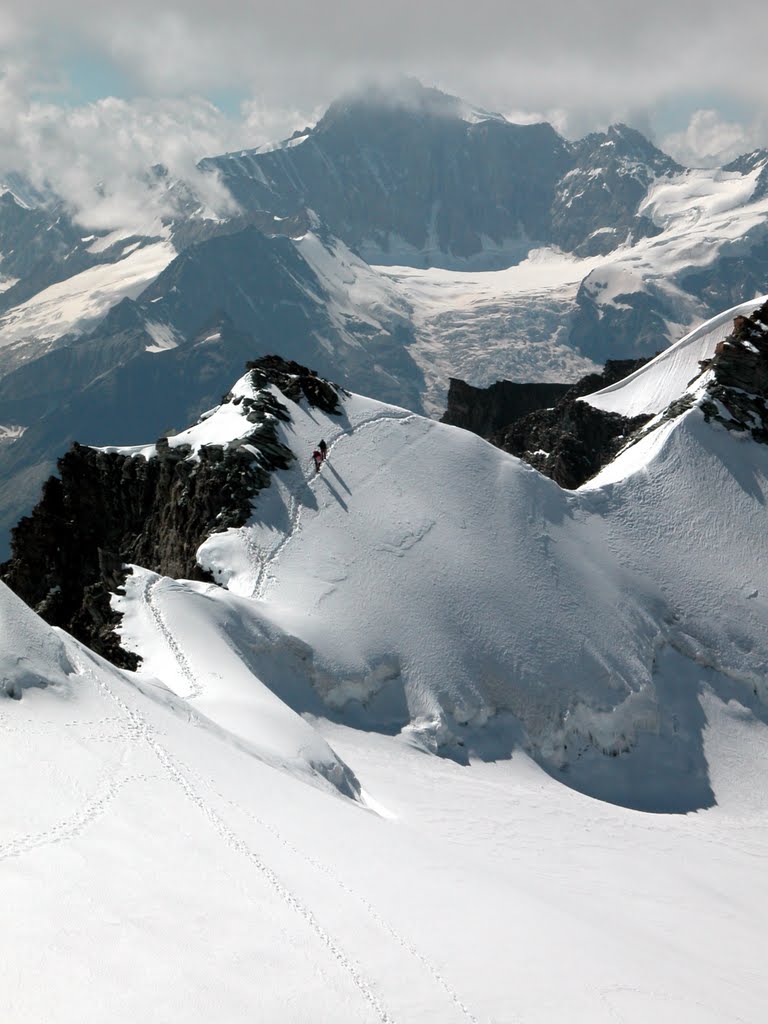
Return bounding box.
[661,110,768,167]
[2,0,768,228]
[0,86,238,230]
[0,66,313,231]
[5,0,768,113]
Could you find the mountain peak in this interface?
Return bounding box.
[317,77,508,131]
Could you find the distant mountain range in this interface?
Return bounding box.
[2,78,768,550]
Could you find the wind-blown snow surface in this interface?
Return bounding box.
[99,367,768,814]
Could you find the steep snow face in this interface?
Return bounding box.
[582,295,768,417]
[0,578,358,798]
[101,365,768,812]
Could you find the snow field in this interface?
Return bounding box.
[0,240,176,350]
[2,572,767,1022]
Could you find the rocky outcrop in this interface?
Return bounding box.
[245,355,347,413]
[440,378,571,436]
[0,356,339,666]
[550,124,681,257]
[698,301,768,442]
[494,401,650,489]
[489,359,653,489]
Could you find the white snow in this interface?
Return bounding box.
[4,162,768,1019]
[4,349,768,1017]
[3,495,768,1023]
[0,240,176,350]
[100,369,768,809]
[583,295,768,418]
[0,423,25,443]
[143,319,180,353]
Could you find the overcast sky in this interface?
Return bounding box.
[2,0,767,228]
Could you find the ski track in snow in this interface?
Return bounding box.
[183,762,482,1024]
[0,714,132,863]
[253,410,416,601]
[72,656,396,1024]
[143,573,203,700]
[251,490,301,600]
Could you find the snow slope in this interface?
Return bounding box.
[0,239,175,366]
[96,363,768,820]
[3,575,768,1023]
[583,294,768,417]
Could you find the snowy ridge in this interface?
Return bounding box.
[88,360,768,815]
[582,294,768,417]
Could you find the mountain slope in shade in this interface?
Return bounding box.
[201,80,577,269]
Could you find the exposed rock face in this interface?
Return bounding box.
[495,401,651,489]
[0,357,339,666]
[489,359,653,489]
[245,355,347,413]
[441,378,571,436]
[698,301,768,441]
[550,124,681,257]
[202,82,574,268]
